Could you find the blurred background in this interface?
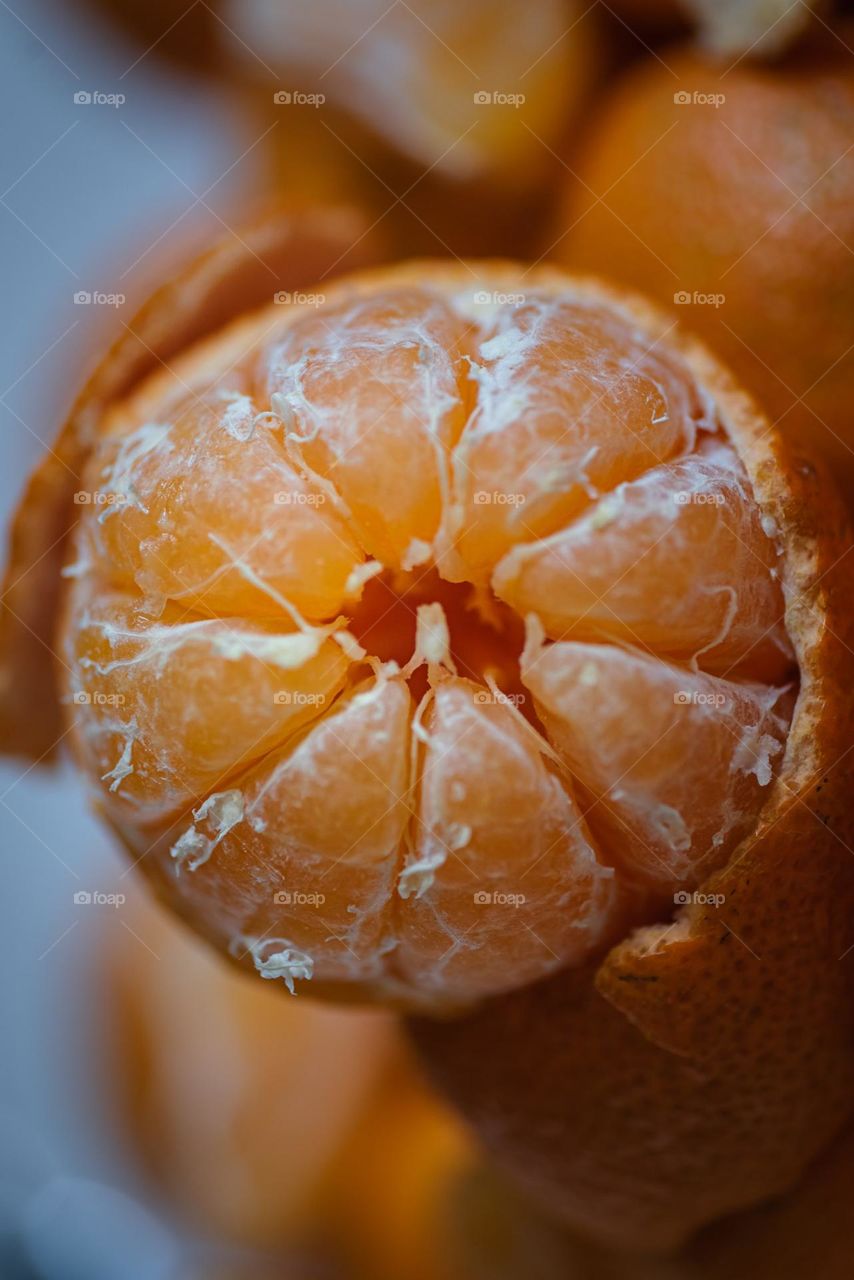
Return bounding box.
[1,0,852,1276]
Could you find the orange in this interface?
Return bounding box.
[225,0,593,188]
[108,893,568,1280]
[4,254,853,1248]
[552,35,854,492]
[6,257,806,1016]
[85,0,602,258]
[108,895,395,1250]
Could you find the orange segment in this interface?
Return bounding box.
[494,438,792,679]
[85,392,365,620]
[523,638,791,892]
[145,675,413,992]
[396,677,620,1000]
[63,581,349,824]
[445,296,710,580]
[259,289,472,569]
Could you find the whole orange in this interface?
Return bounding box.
[553,37,854,492]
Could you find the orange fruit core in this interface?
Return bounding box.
[61,265,796,1009]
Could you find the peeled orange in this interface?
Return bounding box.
[3,254,817,1017]
[4,251,853,1250]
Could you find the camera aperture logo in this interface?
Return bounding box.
[473,890,526,907]
[674,889,726,908]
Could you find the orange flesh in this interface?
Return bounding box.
[61,268,795,1009]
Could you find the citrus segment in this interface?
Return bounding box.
[494,438,792,679]
[259,289,472,569]
[85,391,365,620]
[444,296,711,581]
[522,639,791,892]
[395,677,620,1000]
[139,674,413,993]
[63,582,349,824]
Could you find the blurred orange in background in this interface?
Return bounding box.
[551,28,854,491]
[106,893,576,1279]
[78,0,607,257]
